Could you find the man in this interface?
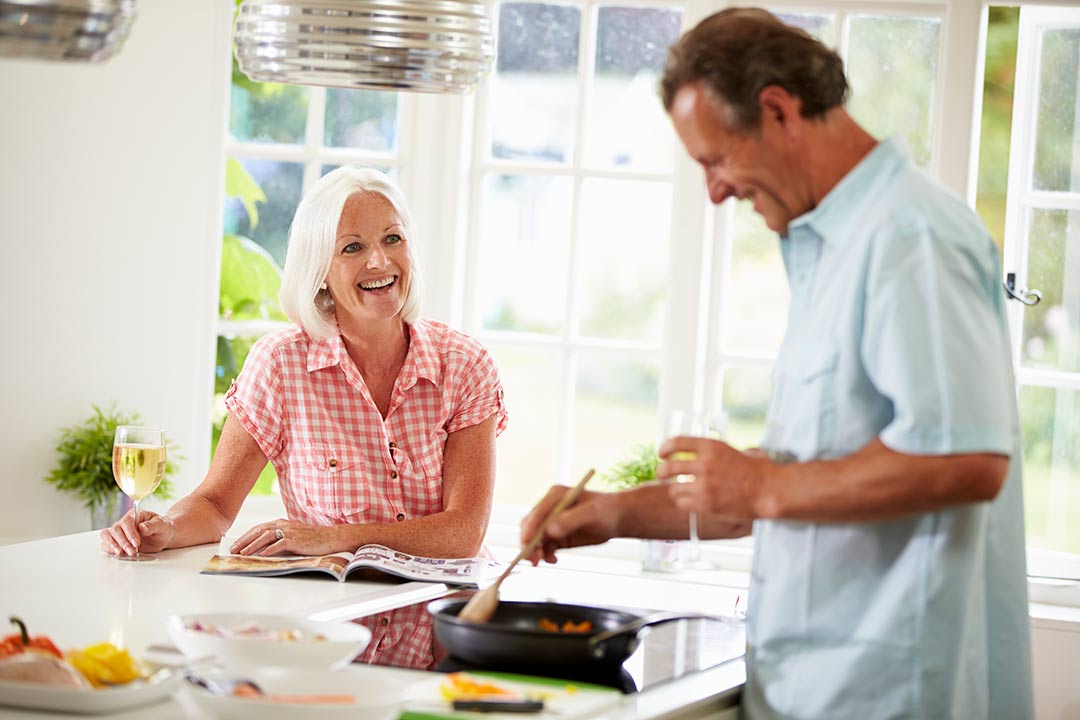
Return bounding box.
[521,8,1033,719]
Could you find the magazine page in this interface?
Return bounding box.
[346,545,501,586]
[201,551,354,580]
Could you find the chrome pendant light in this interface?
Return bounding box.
[0,0,135,62]
[234,0,495,93]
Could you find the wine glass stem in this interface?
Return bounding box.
[132,499,141,560]
[688,511,700,561]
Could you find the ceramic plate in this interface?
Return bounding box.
[0,667,182,715]
[167,612,371,673]
[182,667,404,720]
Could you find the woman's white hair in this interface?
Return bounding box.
[279,167,424,339]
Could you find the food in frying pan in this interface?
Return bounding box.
[537,618,593,633]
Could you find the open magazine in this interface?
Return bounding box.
[200,544,501,587]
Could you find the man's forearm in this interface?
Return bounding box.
[756,438,1008,523]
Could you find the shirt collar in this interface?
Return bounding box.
[787,136,909,246]
[305,319,442,386]
[401,318,442,387]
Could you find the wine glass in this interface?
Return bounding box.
[664,410,727,570]
[111,426,166,562]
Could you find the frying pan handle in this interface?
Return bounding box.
[586,612,728,647]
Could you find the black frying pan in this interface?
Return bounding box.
[427,597,717,671]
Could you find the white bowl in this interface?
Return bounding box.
[183,667,402,720]
[167,613,371,672]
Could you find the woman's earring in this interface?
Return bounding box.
[319,282,328,291]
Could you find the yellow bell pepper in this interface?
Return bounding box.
[64,643,145,688]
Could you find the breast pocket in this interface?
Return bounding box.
[291,445,370,521]
[790,343,839,458]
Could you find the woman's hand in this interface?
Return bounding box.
[229,519,340,557]
[99,508,176,557]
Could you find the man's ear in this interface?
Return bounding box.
[757,85,803,137]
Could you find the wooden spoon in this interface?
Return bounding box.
[457,468,595,624]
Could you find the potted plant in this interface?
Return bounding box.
[45,405,178,529]
[598,444,685,572]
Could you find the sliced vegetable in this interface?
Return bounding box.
[65,643,146,688]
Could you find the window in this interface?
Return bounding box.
[458,2,947,508]
[1002,6,1080,578]
[463,2,684,505]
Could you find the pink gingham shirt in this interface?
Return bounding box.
[224,318,507,668]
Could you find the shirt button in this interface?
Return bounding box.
[390,471,398,479]
[380,617,389,626]
[329,458,338,468]
[388,441,397,449]
[396,513,405,522]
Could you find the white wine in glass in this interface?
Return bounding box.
[665,410,727,570]
[112,426,165,562]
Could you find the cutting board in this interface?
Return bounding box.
[398,671,623,720]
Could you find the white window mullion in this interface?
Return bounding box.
[1002,8,1042,367]
[934,0,982,199]
[302,86,327,191]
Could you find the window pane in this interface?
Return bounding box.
[846,15,940,168]
[571,352,660,482]
[224,159,304,267]
[476,174,574,334]
[229,62,309,144]
[1021,209,1080,373]
[776,12,836,46]
[325,89,399,151]
[489,344,563,505]
[577,179,671,341]
[586,6,682,170]
[721,203,789,355]
[1020,384,1080,554]
[719,365,772,451]
[491,3,581,162]
[1033,28,1080,192]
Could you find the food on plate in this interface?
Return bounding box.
[0,652,91,688]
[537,617,593,633]
[0,617,63,659]
[184,618,328,642]
[65,643,149,688]
[0,616,153,691]
[439,672,517,701]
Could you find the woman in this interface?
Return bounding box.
[101,166,507,562]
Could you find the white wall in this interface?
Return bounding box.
[0,0,232,541]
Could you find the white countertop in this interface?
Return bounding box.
[0,532,745,719]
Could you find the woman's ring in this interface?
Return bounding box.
[274,528,285,541]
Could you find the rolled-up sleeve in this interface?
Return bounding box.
[223,336,286,461]
[446,347,508,436]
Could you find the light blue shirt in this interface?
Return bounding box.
[744,138,1034,719]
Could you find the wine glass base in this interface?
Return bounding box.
[113,554,158,563]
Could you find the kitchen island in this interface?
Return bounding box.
[0,532,744,718]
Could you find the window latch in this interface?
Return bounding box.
[1004,272,1041,306]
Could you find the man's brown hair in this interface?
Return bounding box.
[661,8,848,131]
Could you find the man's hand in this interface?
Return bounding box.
[658,437,769,520]
[519,487,621,565]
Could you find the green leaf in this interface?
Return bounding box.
[219,234,287,321]
[224,157,267,230]
[598,443,658,491]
